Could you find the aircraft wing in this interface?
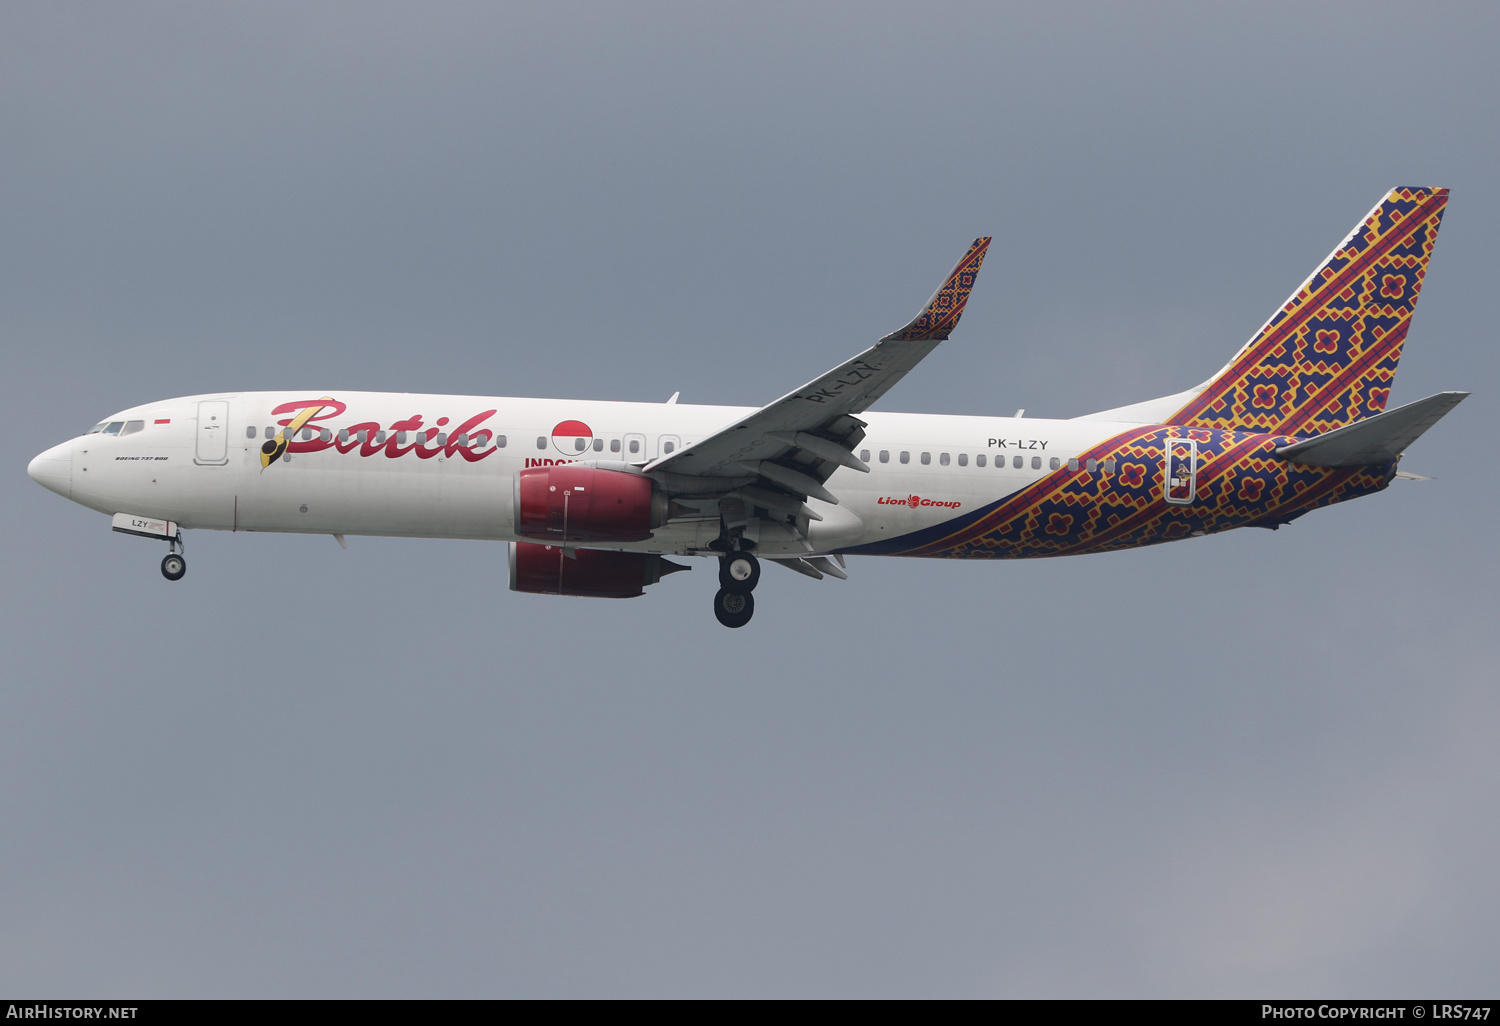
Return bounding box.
[646,238,991,501]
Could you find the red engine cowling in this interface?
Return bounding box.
[514,465,667,542]
[509,542,680,599]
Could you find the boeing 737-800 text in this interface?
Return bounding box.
[28,187,1465,627]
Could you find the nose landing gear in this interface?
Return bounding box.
[160,531,186,581]
[110,514,187,580]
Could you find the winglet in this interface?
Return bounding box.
[880,237,992,342]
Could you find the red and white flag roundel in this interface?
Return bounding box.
[551,420,593,456]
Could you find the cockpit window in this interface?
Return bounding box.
[119,420,145,437]
[87,422,108,434]
[102,422,125,436]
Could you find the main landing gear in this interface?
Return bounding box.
[713,549,759,628]
[719,550,761,592]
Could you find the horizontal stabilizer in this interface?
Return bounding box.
[1275,391,1467,467]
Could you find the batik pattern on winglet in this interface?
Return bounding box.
[880,237,992,342]
[1168,187,1448,435]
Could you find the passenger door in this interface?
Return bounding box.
[195,400,230,466]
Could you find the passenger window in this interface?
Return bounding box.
[120,421,145,436]
[920,452,931,465]
[246,426,257,439]
[1031,456,1042,470]
[629,439,640,454]
[939,453,950,466]
[398,432,409,445]
[593,438,604,452]
[103,422,124,436]
[1047,457,1058,470]
[434,433,446,446]
[663,440,675,454]
[900,451,910,464]
[496,435,507,448]
[537,436,547,449]
[1013,455,1023,469]
[338,429,349,443]
[320,429,332,442]
[1087,458,1097,472]
[1069,458,1079,471]
[376,431,387,444]
[976,454,986,467]
[262,426,272,439]
[860,449,871,463]
[456,433,468,447]
[957,453,967,466]
[1104,459,1115,473]
[879,450,890,463]
[610,439,620,453]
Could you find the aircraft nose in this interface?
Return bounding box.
[27,440,73,499]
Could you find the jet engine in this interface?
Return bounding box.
[514,465,669,542]
[508,542,687,598]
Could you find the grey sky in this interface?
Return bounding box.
[2,1,1497,997]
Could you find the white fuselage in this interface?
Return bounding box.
[39,391,1128,557]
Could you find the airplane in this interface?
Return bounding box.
[28,187,1465,628]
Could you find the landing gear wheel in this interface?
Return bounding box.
[713,587,754,628]
[161,553,186,581]
[719,551,760,594]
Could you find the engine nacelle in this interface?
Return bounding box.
[508,542,683,598]
[514,465,667,543]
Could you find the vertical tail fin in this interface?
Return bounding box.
[1168,187,1448,434]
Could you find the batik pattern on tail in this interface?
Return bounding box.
[845,426,1391,559]
[1168,187,1448,435]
